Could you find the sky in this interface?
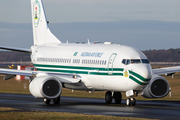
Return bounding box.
[0,0,180,50]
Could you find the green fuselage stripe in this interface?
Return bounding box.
[36,68,124,76]
[129,71,150,82]
[34,64,150,85]
[34,64,123,71]
[36,68,88,74]
[129,76,148,85]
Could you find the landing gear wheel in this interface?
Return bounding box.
[126,98,136,106]
[131,98,136,106]
[113,92,122,104]
[126,98,131,106]
[105,91,112,104]
[44,98,51,104]
[53,96,60,104]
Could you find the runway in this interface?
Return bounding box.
[0,93,180,120]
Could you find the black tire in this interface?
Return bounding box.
[53,96,60,104]
[131,98,136,106]
[113,92,122,104]
[44,98,51,104]
[105,91,112,104]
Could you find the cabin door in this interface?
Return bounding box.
[107,53,117,75]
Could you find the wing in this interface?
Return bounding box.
[0,46,31,54]
[0,68,80,83]
[152,66,180,75]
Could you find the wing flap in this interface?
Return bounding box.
[152,66,180,75]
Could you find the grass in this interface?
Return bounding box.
[0,107,156,120]
[0,107,19,112]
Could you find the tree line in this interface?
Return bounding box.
[0,51,30,62]
[143,48,180,62]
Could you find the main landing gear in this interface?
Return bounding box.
[105,91,136,106]
[105,91,122,104]
[44,96,61,105]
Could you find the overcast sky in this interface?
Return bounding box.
[1,0,180,23]
[0,0,180,50]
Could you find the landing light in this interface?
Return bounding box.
[73,75,77,79]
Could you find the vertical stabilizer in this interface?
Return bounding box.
[31,0,61,45]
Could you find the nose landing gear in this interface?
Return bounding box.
[126,98,136,106]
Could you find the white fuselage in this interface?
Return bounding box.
[31,43,152,92]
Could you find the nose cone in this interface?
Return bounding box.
[135,64,152,81]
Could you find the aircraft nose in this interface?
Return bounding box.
[135,64,152,80]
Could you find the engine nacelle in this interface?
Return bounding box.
[29,76,62,99]
[142,75,169,98]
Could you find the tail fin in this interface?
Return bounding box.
[31,0,61,45]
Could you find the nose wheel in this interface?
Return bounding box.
[126,98,136,106]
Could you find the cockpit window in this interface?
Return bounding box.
[122,59,130,65]
[131,59,141,64]
[122,59,149,65]
[122,59,126,65]
[142,59,149,64]
[126,59,130,65]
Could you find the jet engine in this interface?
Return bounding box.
[142,75,169,98]
[29,76,62,99]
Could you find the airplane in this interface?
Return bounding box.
[0,0,180,106]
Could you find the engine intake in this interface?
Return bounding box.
[29,76,62,99]
[142,75,169,98]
